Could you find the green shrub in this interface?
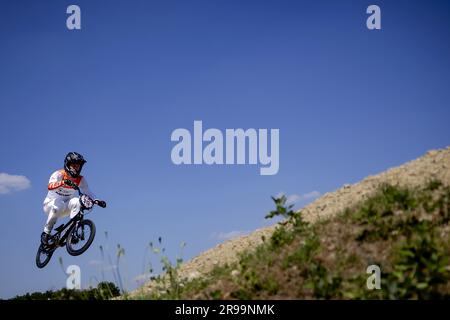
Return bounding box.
[11,282,120,300]
[283,232,320,268]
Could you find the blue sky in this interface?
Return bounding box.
[0,0,449,298]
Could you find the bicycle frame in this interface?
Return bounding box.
[44,213,84,250]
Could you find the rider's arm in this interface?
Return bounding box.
[79,177,96,199]
[79,177,106,207]
[47,171,64,190]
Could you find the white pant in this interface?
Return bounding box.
[43,197,81,234]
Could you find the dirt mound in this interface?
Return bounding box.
[132,146,450,297]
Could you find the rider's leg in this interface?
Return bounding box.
[43,198,68,234]
[68,197,81,218]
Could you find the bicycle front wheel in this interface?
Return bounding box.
[66,219,96,256]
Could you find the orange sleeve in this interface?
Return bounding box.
[48,169,65,190]
[48,181,64,190]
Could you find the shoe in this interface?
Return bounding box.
[41,232,49,245]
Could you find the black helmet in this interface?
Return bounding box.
[64,152,87,178]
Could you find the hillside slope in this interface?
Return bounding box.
[131,146,450,298]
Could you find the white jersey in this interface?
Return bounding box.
[44,169,95,201]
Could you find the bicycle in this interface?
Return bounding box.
[36,180,106,268]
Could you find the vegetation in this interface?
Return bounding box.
[138,238,188,300]
[135,180,450,299]
[11,282,120,300]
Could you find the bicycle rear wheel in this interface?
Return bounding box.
[36,244,54,268]
[66,219,96,256]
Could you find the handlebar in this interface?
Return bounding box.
[63,179,106,208]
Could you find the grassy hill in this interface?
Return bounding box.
[130,146,450,300]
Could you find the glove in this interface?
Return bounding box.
[95,199,107,208]
[63,179,76,188]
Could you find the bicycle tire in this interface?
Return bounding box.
[66,219,96,256]
[36,244,54,268]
